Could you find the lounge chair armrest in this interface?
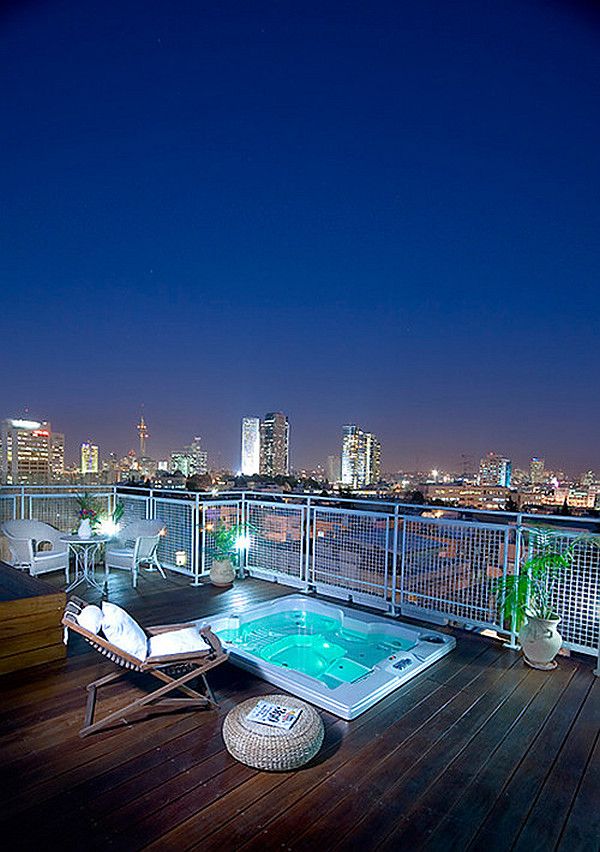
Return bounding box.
[199,625,225,657]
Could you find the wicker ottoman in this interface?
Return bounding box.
[222,694,324,771]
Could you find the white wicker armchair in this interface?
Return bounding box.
[105,520,166,588]
[1,519,69,578]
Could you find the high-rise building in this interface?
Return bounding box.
[341,424,381,488]
[530,457,546,484]
[1,418,65,484]
[479,453,512,487]
[241,417,260,475]
[326,454,341,484]
[171,436,208,477]
[260,412,289,477]
[81,442,99,474]
[137,412,149,457]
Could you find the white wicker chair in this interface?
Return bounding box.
[105,520,166,588]
[1,519,69,578]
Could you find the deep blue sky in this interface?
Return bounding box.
[1,0,599,475]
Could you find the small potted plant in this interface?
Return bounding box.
[75,493,101,538]
[495,527,574,670]
[209,522,252,587]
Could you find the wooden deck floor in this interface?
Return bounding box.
[0,569,598,851]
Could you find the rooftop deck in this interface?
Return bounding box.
[0,569,598,851]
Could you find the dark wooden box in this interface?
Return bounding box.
[0,562,66,675]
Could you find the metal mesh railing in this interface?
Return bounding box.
[28,492,112,533]
[399,517,509,628]
[311,508,391,608]
[201,501,243,575]
[119,494,149,525]
[246,501,305,585]
[153,496,196,576]
[0,494,17,563]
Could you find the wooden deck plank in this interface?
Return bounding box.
[415,662,581,851]
[557,708,600,852]
[511,672,600,852]
[375,661,580,850]
[469,666,598,852]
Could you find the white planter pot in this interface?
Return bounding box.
[519,616,562,670]
[210,558,235,587]
[78,518,93,538]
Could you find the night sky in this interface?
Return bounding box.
[2,0,599,475]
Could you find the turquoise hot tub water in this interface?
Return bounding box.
[218,610,416,686]
[209,596,456,718]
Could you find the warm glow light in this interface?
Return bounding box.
[206,523,214,531]
[234,534,251,551]
[96,518,121,537]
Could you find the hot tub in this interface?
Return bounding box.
[206,594,456,720]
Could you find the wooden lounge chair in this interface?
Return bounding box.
[62,596,228,737]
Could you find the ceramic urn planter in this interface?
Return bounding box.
[210,558,235,587]
[519,615,562,670]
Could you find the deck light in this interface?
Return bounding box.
[234,534,251,551]
[96,517,121,537]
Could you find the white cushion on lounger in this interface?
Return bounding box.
[101,601,147,662]
[77,604,103,634]
[147,626,210,659]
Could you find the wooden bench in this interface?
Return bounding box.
[0,561,66,675]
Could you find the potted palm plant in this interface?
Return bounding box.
[496,527,574,670]
[209,522,252,587]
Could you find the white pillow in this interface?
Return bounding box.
[101,601,147,662]
[77,604,103,634]
[147,626,211,659]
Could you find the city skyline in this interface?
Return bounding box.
[2,2,599,476]
[2,408,596,482]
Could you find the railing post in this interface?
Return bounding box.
[190,494,201,586]
[304,497,313,590]
[200,499,207,581]
[238,494,246,580]
[503,514,522,650]
[399,511,407,616]
[388,506,399,616]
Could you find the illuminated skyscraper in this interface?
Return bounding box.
[479,453,512,487]
[171,436,208,476]
[1,418,65,484]
[341,425,381,488]
[241,417,260,475]
[81,442,99,474]
[260,412,289,477]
